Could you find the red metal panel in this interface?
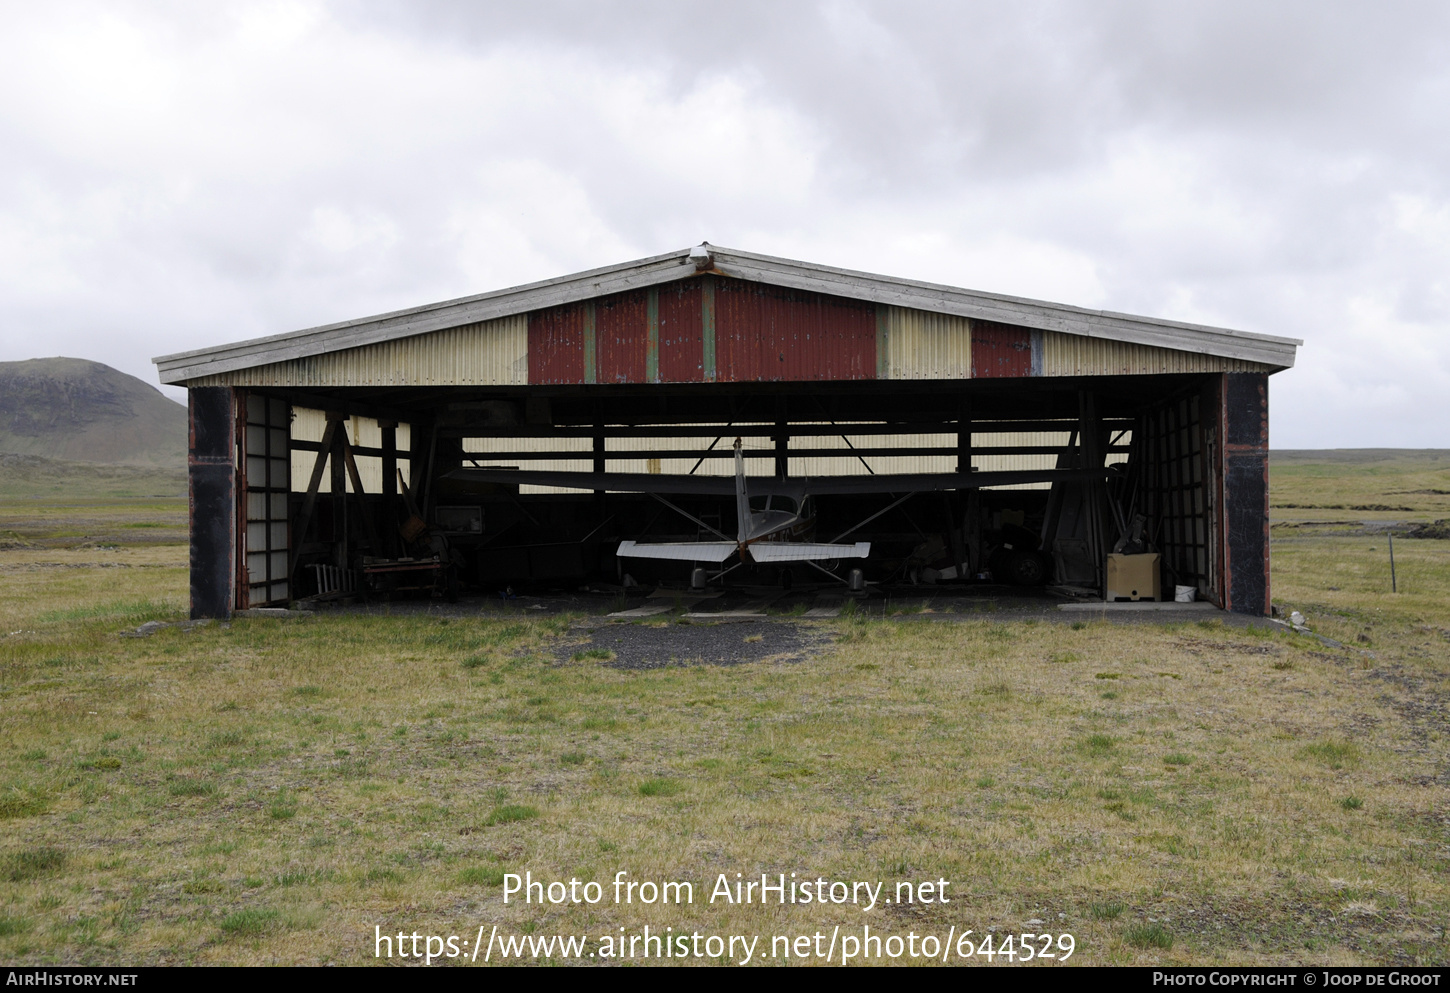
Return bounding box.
[714,280,876,382]
[596,289,648,384]
[657,280,704,382]
[971,320,1033,378]
[528,303,587,384]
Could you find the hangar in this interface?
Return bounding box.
[154,243,1299,619]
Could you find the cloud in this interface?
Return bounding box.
[0,1,1446,446]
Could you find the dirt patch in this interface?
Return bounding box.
[558,619,834,669]
[1173,638,1280,658]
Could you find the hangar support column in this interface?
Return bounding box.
[1222,372,1270,616]
[188,387,237,620]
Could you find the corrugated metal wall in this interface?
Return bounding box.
[712,279,877,382]
[190,316,527,387]
[657,280,705,382]
[972,321,1036,378]
[526,277,878,385]
[597,289,651,384]
[528,302,589,385]
[1040,331,1267,376]
[878,307,971,380]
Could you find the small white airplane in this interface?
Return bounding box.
[446,438,1114,570]
[614,439,869,565]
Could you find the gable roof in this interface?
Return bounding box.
[154,243,1301,384]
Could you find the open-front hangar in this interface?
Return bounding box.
[154,244,1299,619]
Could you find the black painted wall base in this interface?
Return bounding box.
[189,387,236,619]
[1223,372,1270,616]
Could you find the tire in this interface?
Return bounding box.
[1006,550,1047,587]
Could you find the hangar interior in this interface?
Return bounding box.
[158,245,1298,618]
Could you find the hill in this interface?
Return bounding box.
[0,357,186,466]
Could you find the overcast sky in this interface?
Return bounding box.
[1,1,1447,447]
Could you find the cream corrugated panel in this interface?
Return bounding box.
[971,430,1130,490]
[1041,331,1267,376]
[789,429,955,477]
[189,315,528,387]
[973,431,1071,491]
[289,407,411,493]
[882,307,971,380]
[463,435,594,494]
[606,427,776,479]
[463,428,778,493]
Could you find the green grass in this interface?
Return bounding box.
[36,598,182,624]
[484,804,540,826]
[1300,741,1362,770]
[218,909,280,936]
[1126,923,1174,950]
[638,778,683,797]
[267,791,298,820]
[457,866,508,886]
[0,916,33,937]
[3,847,65,882]
[0,786,49,820]
[167,779,217,797]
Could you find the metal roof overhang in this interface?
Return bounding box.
[153,244,1302,384]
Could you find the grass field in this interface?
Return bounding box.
[0,453,1447,967]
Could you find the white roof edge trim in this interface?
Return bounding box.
[155,242,1300,384]
[709,246,1301,367]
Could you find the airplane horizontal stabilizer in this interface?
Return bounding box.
[615,540,737,563]
[747,541,871,563]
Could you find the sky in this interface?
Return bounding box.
[0,1,1447,447]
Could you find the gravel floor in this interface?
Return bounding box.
[554,618,834,669]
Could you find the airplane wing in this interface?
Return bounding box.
[616,540,737,563]
[448,467,741,495]
[785,467,1113,494]
[446,466,1109,496]
[747,541,871,563]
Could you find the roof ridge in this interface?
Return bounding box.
[154,244,1300,383]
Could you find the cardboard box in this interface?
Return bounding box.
[1106,552,1161,601]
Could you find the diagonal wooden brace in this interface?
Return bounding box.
[289,418,337,578]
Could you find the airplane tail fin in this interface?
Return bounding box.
[733,438,749,543]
